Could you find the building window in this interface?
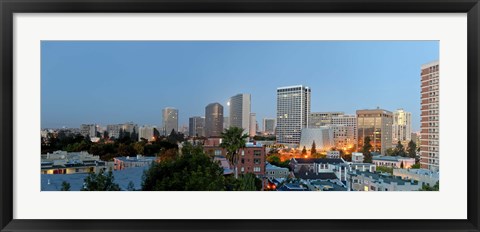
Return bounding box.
[254,159,261,164]
[254,150,261,156]
[254,167,261,172]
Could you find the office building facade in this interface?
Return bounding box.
[162,107,178,136]
[309,112,344,128]
[205,103,224,138]
[229,93,251,133]
[356,108,393,155]
[263,118,276,135]
[189,116,205,137]
[80,124,97,138]
[276,85,311,145]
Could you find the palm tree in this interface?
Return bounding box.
[220,127,248,179]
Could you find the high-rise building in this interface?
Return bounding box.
[80,124,97,138]
[392,109,412,145]
[162,107,178,136]
[420,61,439,171]
[107,122,138,140]
[189,116,205,137]
[263,118,276,135]
[357,108,393,155]
[106,124,122,139]
[229,93,251,133]
[249,113,257,137]
[205,103,224,138]
[309,112,344,128]
[331,114,358,142]
[138,125,156,141]
[329,124,356,150]
[276,85,311,145]
[121,122,138,140]
[223,117,230,130]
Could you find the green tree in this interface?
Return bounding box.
[395,141,406,157]
[386,147,396,156]
[267,155,281,164]
[134,142,145,155]
[311,141,317,155]
[239,173,259,191]
[142,152,225,191]
[301,146,307,155]
[220,127,248,178]
[60,181,71,191]
[181,141,204,156]
[420,181,439,191]
[362,136,373,163]
[410,163,421,169]
[81,170,120,191]
[407,140,417,158]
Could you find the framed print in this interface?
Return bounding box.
[1,0,479,231]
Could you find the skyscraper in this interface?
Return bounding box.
[392,109,412,145]
[357,108,393,155]
[205,103,224,138]
[249,113,256,137]
[189,116,205,137]
[263,118,276,135]
[162,107,178,136]
[229,93,251,133]
[420,61,439,171]
[276,85,311,145]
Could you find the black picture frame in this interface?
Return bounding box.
[1,0,479,231]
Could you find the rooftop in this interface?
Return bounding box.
[266,163,289,170]
[373,155,414,162]
[245,142,263,148]
[295,167,338,180]
[277,183,308,191]
[310,180,347,191]
[41,166,149,191]
[352,171,419,186]
[114,156,156,162]
[292,158,345,165]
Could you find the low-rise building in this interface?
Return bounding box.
[41,151,106,174]
[307,180,347,191]
[203,141,266,178]
[349,162,376,173]
[265,162,290,179]
[393,168,439,187]
[348,170,420,191]
[237,142,266,177]
[277,183,308,191]
[373,155,415,168]
[326,150,340,158]
[113,155,155,170]
[352,152,364,163]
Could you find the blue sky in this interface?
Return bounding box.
[41,41,439,131]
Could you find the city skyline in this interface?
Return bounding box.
[41,41,439,130]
